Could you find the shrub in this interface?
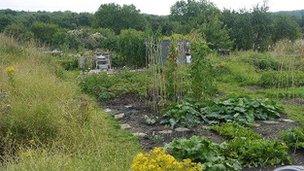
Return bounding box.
[251,54,281,71]
[219,61,259,86]
[4,23,34,41]
[60,58,79,71]
[259,71,304,88]
[225,138,291,167]
[131,147,204,171]
[80,70,150,101]
[31,22,60,45]
[165,136,242,171]
[117,29,146,67]
[281,128,304,150]
[212,123,262,140]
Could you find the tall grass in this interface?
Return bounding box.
[0,35,140,170]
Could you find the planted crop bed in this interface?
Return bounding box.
[103,94,304,169]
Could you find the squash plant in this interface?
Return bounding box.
[161,97,282,128]
[165,136,242,171]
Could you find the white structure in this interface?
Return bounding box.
[94,53,111,71]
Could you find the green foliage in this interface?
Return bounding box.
[60,58,79,71]
[4,23,34,41]
[170,0,220,34]
[225,138,291,167]
[259,71,304,88]
[251,3,273,51]
[165,136,242,171]
[201,97,282,125]
[222,3,301,51]
[190,34,215,101]
[94,3,146,33]
[161,101,201,128]
[281,128,304,150]
[249,53,281,71]
[162,97,282,128]
[212,123,262,140]
[80,70,150,101]
[31,22,60,45]
[65,28,104,50]
[0,15,12,32]
[217,57,259,86]
[170,0,233,51]
[222,10,254,50]
[0,35,140,170]
[0,103,59,145]
[200,18,233,51]
[272,15,302,42]
[116,29,146,67]
[97,28,117,51]
[164,44,178,100]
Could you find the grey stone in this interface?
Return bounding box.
[262,121,279,124]
[253,123,261,127]
[175,127,190,132]
[125,105,133,108]
[114,113,125,119]
[159,130,173,134]
[120,124,131,130]
[105,108,112,113]
[280,119,295,123]
[201,125,209,130]
[133,132,148,138]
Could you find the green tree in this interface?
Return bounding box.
[170,0,233,51]
[222,10,254,50]
[97,28,118,51]
[251,3,273,51]
[200,18,233,51]
[0,16,12,32]
[272,15,302,42]
[4,23,34,41]
[31,22,60,45]
[94,3,146,33]
[170,0,220,26]
[117,29,146,67]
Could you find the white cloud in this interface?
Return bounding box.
[0,0,304,15]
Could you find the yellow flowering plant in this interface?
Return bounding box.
[5,66,16,78]
[131,147,204,171]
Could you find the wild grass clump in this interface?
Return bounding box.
[0,35,140,170]
[259,71,304,88]
[80,69,151,101]
[251,54,281,71]
[273,39,304,57]
[281,128,304,151]
[216,56,260,86]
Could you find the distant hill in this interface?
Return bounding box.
[275,10,304,18]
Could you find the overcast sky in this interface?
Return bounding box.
[1,0,304,15]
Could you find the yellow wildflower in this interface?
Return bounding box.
[5,66,15,77]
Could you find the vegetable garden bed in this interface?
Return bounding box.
[103,94,304,169]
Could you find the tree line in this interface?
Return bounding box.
[0,0,302,67]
